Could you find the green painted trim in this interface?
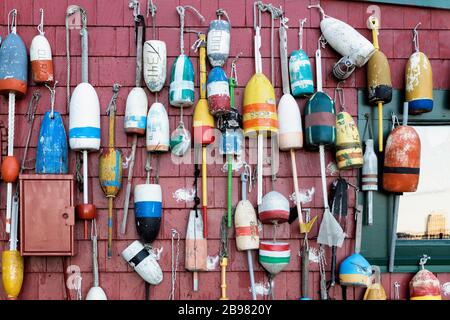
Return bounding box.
[358,89,450,272]
[363,0,450,9]
[259,256,290,264]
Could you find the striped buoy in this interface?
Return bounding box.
[207,66,230,115]
[410,269,441,300]
[143,40,166,93]
[259,241,290,276]
[362,139,377,192]
[146,102,170,152]
[235,200,259,251]
[339,253,372,287]
[193,99,215,146]
[169,54,195,107]
[258,191,290,224]
[124,87,148,135]
[207,14,230,67]
[304,92,336,149]
[383,126,421,193]
[336,111,363,169]
[121,240,163,285]
[99,148,122,197]
[69,83,101,151]
[134,184,162,244]
[0,32,28,96]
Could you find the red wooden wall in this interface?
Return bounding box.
[0,0,449,300]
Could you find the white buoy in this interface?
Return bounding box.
[146,102,170,152]
[143,40,167,93]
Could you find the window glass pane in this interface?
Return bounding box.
[397,126,450,240]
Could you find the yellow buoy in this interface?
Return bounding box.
[2,250,24,300]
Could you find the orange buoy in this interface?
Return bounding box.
[1,156,20,183]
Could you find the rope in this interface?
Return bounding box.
[266,4,283,84]
[145,151,152,184]
[299,18,307,50]
[105,83,121,116]
[334,81,346,112]
[45,81,57,119]
[37,8,45,35]
[8,9,17,34]
[21,91,40,170]
[169,229,180,300]
[413,22,421,52]
[147,0,157,39]
[216,8,231,25]
[90,219,100,287]
[176,5,205,55]
[318,245,328,300]
[362,113,374,141]
[219,215,229,258]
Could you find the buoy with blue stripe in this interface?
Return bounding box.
[289,18,314,97]
[206,9,230,67]
[134,183,162,243]
[406,23,433,115]
[207,66,230,115]
[99,84,123,258]
[30,9,54,85]
[1,9,27,300]
[36,82,68,174]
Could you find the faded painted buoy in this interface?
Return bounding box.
[289,49,314,97]
[405,51,433,114]
[207,66,230,115]
[278,94,303,151]
[0,33,28,96]
[259,241,290,276]
[169,54,195,107]
[143,40,167,93]
[258,191,290,224]
[336,111,363,170]
[235,200,259,251]
[304,92,336,149]
[124,87,148,136]
[146,102,170,152]
[30,34,54,85]
[207,18,230,67]
[1,250,24,300]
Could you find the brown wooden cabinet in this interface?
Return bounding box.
[19,174,76,256]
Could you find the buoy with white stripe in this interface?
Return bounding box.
[259,241,290,276]
[121,240,163,285]
[244,2,278,206]
[134,183,162,243]
[406,23,433,115]
[30,8,54,85]
[308,4,375,80]
[258,191,289,225]
[289,18,313,97]
[334,84,363,170]
[36,82,68,174]
[207,66,230,115]
[362,138,377,226]
[207,9,230,67]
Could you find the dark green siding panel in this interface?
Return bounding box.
[358,89,450,272]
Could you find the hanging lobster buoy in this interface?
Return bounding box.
[121,240,163,285]
[143,40,166,93]
[30,9,54,85]
[289,18,313,97]
[193,98,215,146]
[206,9,230,67]
[339,253,372,287]
[235,200,259,251]
[134,184,162,243]
[308,4,375,80]
[383,126,421,193]
[362,138,378,225]
[186,209,208,291]
[170,122,191,156]
[364,266,387,300]
[406,23,433,115]
[335,85,363,170]
[278,94,302,150]
[207,66,230,115]
[1,156,20,182]
[36,83,68,174]
[2,251,23,300]
[258,191,290,224]
[146,102,170,152]
[170,54,195,107]
[125,87,148,135]
[410,256,441,300]
[259,241,291,276]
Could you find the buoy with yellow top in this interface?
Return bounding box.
[410,255,442,300]
[334,83,363,170]
[406,23,433,115]
[244,1,278,206]
[1,9,27,300]
[367,16,392,152]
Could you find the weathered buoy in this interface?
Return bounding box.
[219,108,243,157]
[206,9,230,67]
[383,126,421,193]
[305,92,336,149]
[235,200,259,251]
[259,241,290,276]
[405,23,433,115]
[1,250,24,300]
[309,4,375,80]
[69,83,101,151]
[364,266,387,300]
[125,87,148,135]
[278,94,302,151]
[170,54,195,107]
[30,9,54,85]
[1,156,20,183]
[143,40,166,93]
[335,86,363,170]
[339,253,372,287]
[170,122,191,156]
[121,240,163,285]
[146,102,170,152]
[134,184,162,244]
[289,18,313,97]
[258,191,290,224]
[362,138,378,225]
[193,99,215,147]
[410,257,442,300]
[186,209,208,291]
[207,66,230,115]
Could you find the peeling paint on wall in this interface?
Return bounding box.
[309,247,319,263]
[327,162,339,176]
[207,255,220,270]
[252,282,270,296]
[173,187,196,202]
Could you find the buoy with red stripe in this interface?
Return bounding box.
[383,113,421,193]
[207,9,230,67]
[258,191,290,225]
[259,241,291,276]
[410,255,441,300]
[186,209,208,291]
[334,84,363,170]
[308,4,375,80]
[405,23,433,115]
[30,9,54,85]
[121,240,163,285]
[244,2,278,205]
[207,66,230,115]
[362,137,378,226]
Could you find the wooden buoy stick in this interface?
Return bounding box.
[202,146,208,237]
[121,134,137,234]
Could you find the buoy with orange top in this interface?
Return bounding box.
[406,23,433,115]
[30,8,54,85]
[410,255,442,300]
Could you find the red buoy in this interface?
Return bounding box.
[1,156,20,183]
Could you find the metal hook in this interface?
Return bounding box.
[106,83,121,115]
[45,81,58,119]
[419,254,430,269]
[8,9,17,34]
[147,0,156,18]
[129,0,141,19]
[231,52,243,85]
[413,22,421,52]
[37,8,45,35]
[182,5,205,22]
[299,18,307,50]
[318,35,327,50]
[334,81,346,111]
[253,1,265,31]
[216,8,231,24]
[308,3,326,20]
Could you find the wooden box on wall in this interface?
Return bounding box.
[19,174,76,256]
